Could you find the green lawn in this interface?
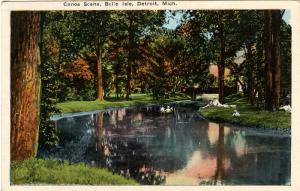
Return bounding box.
[11,159,137,185]
[199,94,291,129]
[197,93,219,101]
[56,93,190,113]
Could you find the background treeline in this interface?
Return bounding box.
[40,10,291,105]
[11,10,291,161]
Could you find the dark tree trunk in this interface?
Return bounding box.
[115,76,119,99]
[191,87,196,101]
[11,11,41,161]
[257,32,265,109]
[264,10,273,111]
[126,16,133,100]
[234,75,239,93]
[272,10,282,110]
[218,23,225,104]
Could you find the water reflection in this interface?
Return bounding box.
[38,104,291,185]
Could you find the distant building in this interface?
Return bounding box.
[208,64,231,79]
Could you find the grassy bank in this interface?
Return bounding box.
[11,159,137,185]
[199,94,291,129]
[56,93,190,113]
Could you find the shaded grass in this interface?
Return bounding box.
[56,93,190,114]
[199,94,291,129]
[11,159,137,185]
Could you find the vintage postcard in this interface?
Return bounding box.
[1,1,300,191]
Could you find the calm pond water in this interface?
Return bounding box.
[39,103,291,185]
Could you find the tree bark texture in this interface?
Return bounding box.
[11,11,41,161]
[264,10,282,110]
[218,23,225,104]
[264,10,273,111]
[96,41,104,101]
[126,16,133,100]
[272,10,282,110]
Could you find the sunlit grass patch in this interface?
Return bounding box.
[197,93,219,101]
[56,93,190,113]
[199,95,291,129]
[11,159,137,185]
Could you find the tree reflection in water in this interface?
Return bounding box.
[39,104,291,185]
[214,123,225,185]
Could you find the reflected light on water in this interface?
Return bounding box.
[165,150,231,185]
[207,122,230,145]
[40,104,291,185]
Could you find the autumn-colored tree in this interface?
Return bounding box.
[63,58,94,81]
[61,57,96,100]
[77,11,112,101]
[51,11,112,101]
[11,11,41,161]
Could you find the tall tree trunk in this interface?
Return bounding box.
[96,36,104,101]
[126,16,133,100]
[257,32,265,109]
[272,10,282,110]
[218,23,225,104]
[234,75,239,93]
[11,11,41,161]
[115,76,119,99]
[264,10,273,111]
